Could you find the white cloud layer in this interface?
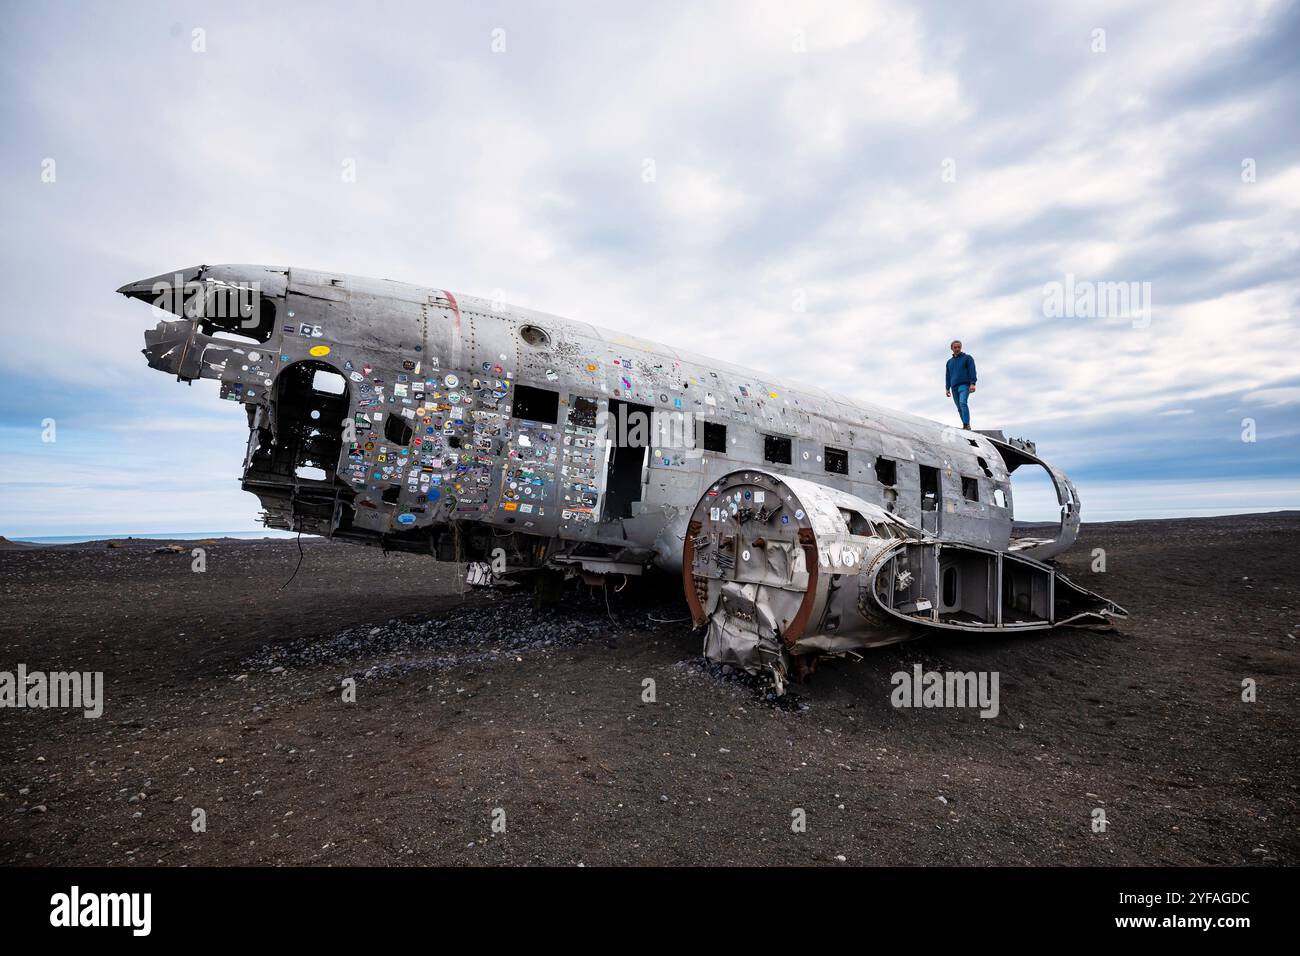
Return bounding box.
[1,0,1297,533]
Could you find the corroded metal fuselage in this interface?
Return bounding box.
[121,263,1121,680]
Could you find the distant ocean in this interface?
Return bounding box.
[11,531,299,544]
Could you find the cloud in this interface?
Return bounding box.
[1242,386,1300,406]
[657,165,752,243]
[0,0,1297,533]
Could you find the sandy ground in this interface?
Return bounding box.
[1,513,1297,866]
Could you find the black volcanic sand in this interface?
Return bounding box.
[0,515,1296,866]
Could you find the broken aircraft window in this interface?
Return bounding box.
[875,457,897,486]
[195,286,277,343]
[763,434,792,464]
[703,421,727,453]
[511,384,560,424]
[920,464,941,510]
[839,507,873,536]
[962,476,980,501]
[569,396,598,428]
[824,446,848,474]
[385,414,413,447]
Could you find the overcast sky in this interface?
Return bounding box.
[1,0,1297,536]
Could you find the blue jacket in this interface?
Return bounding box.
[946,352,977,389]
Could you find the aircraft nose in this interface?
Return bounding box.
[119,263,290,353]
[116,264,289,311]
[116,265,208,311]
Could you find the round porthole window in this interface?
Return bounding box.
[519,325,551,348]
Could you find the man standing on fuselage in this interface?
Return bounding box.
[945,340,977,430]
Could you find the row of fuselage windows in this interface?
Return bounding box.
[712,424,982,504]
[749,428,979,504]
[508,387,983,504]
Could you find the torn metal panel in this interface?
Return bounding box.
[685,470,1125,684]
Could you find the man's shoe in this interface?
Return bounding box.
[963,423,971,430]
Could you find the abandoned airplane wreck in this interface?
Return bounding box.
[120,264,1125,687]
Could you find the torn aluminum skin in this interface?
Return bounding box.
[684,470,1125,687]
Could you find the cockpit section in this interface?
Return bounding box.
[980,432,1081,561]
[119,264,288,346]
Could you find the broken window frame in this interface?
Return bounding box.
[824,445,848,475]
[763,434,793,465]
[385,413,413,447]
[919,464,941,511]
[875,456,898,486]
[703,421,728,454]
[510,384,560,425]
